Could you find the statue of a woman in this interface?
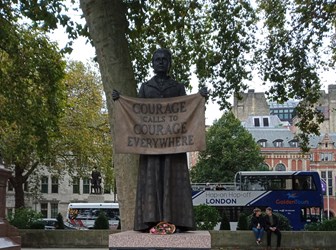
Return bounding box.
[113,48,207,233]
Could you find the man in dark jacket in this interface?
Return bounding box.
[265,207,282,249]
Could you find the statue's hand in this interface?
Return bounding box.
[112,89,120,101]
[199,87,209,98]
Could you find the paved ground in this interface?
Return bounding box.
[21,247,108,250]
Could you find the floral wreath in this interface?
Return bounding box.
[149,221,176,235]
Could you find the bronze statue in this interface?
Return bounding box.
[113,48,207,233]
[91,167,102,194]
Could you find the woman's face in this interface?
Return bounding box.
[153,51,170,74]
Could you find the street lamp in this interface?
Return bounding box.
[326,167,330,220]
[320,168,330,220]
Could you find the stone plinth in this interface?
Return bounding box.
[0,168,21,250]
[87,194,105,203]
[0,168,11,218]
[109,230,211,250]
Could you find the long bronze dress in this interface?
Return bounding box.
[133,76,196,231]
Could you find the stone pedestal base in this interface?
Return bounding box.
[87,194,105,203]
[109,230,211,250]
[0,219,21,250]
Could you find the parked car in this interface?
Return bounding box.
[41,218,58,230]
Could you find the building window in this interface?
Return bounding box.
[83,177,90,194]
[51,176,59,193]
[273,140,283,148]
[257,139,267,147]
[263,118,269,127]
[50,203,58,218]
[73,177,80,194]
[320,153,333,161]
[41,203,48,218]
[275,163,286,171]
[7,208,13,218]
[254,118,260,127]
[289,140,299,148]
[7,181,13,191]
[41,176,48,193]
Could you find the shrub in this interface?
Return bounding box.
[56,213,65,229]
[304,222,320,231]
[237,213,248,230]
[219,210,230,230]
[7,208,43,229]
[94,211,109,229]
[30,221,45,229]
[305,218,336,231]
[194,204,220,230]
[247,212,292,231]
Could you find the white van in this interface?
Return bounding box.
[64,203,120,230]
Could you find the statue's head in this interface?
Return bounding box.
[152,48,172,75]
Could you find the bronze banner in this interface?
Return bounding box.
[114,94,206,154]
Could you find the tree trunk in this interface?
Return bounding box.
[80,0,138,230]
[13,166,25,208]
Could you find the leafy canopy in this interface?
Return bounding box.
[191,112,264,183]
[2,0,335,150]
[0,25,66,167]
[52,61,114,186]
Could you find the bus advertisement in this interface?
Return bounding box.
[192,171,324,230]
[64,203,120,230]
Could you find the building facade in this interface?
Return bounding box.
[233,85,336,132]
[236,85,336,218]
[5,168,116,219]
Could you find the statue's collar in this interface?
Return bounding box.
[148,76,176,86]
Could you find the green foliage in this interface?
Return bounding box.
[191,112,264,183]
[1,57,113,208]
[237,213,248,230]
[247,212,292,231]
[53,61,114,184]
[56,213,65,229]
[256,0,335,151]
[194,204,221,230]
[0,1,82,53]
[126,1,258,107]
[30,221,45,229]
[93,211,110,229]
[219,210,231,230]
[125,0,335,151]
[305,218,336,231]
[274,213,292,231]
[0,23,66,208]
[7,208,43,229]
[0,26,66,162]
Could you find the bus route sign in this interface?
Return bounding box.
[192,190,268,206]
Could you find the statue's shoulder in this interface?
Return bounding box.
[142,77,155,87]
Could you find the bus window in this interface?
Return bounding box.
[240,175,267,191]
[267,176,292,190]
[294,176,316,190]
